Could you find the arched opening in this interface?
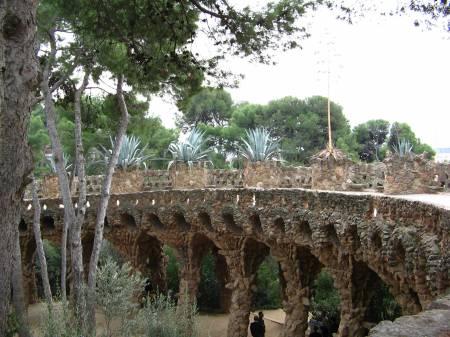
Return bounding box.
[135,233,167,294]
[19,219,27,232]
[222,212,241,233]
[173,212,190,231]
[120,213,137,228]
[298,220,312,240]
[192,234,230,313]
[41,215,55,230]
[164,245,181,296]
[371,231,382,249]
[249,213,263,233]
[273,217,285,233]
[349,225,361,250]
[31,240,62,302]
[324,223,339,246]
[198,212,212,230]
[146,213,164,230]
[394,241,406,263]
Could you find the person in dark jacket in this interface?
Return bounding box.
[258,311,265,337]
[250,315,263,337]
[309,326,322,337]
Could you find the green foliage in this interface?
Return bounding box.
[96,258,145,337]
[45,152,73,173]
[197,252,221,312]
[365,283,402,322]
[136,293,199,337]
[6,312,19,337]
[252,256,282,309]
[353,120,390,162]
[180,88,233,126]
[164,246,180,296]
[168,127,211,167]
[388,122,435,158]
[311,271,341,333]
[35,240,62,298]
[238,128,280,162]
[40,301,90,337]
[97,135,150,171]
[392,138,413,157]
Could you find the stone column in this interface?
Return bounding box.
[177,245,201,306]
[274,246,321,337]
[331,258,377,337]
[225,249,253,337]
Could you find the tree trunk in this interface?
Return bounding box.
[32,178,52,303]
[86,74,129,332]
[0,1,38,334]
[12,228,32,337]
[41,29,82,319]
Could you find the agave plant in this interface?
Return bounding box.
[45,152,73,173]
[168,127,211,168]
[392,138,413,157]
[238,127,280,162]
[98,135,150,171]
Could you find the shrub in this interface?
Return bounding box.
[168,127,211,168]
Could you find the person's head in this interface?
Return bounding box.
[253,315,259,322]
[258,311,264,319]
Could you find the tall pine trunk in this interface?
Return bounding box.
[0,1,38,334]
[12,228,32,337]
[32,178,52,303]
[86,74,129,332]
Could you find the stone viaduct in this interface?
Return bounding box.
[18,159,450,337]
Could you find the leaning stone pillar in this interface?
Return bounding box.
[225,249,253,337]
[177,245,201,306]
[274,246,321,337]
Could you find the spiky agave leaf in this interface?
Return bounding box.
[237,128,279,162]
[167,127,212,168]
[46,152,73,173]
[392,138,413,158]
[98,135,150,171]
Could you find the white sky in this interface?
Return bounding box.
[148,3,450,148]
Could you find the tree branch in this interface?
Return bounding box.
[188,0,226,19]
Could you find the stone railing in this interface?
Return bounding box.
[27,155,448,199]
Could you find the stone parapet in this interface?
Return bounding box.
[29,157,447,198]
[384,154,437,195]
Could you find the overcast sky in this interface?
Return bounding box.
[148,3,450,148]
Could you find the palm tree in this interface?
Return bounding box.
[238,128,280,162]
[168,127,211,168]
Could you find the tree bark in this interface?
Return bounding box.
[0,1,38,334]
[41,29,82,317]
[86,74,129,332]
[32,178,52,304]
[12,228,32,337]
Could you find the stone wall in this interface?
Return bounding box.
[384,154,437,195]
[31,157,446,198]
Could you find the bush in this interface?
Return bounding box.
[197,251,221,312]
[136,293,199,337]
[40,301,89,337]
[164,246,180,296]
[311,271,341,333]
[96,258,144,336]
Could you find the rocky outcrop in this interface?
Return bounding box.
[369,294,450,337]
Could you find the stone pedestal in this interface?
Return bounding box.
[384,154,436,195]
[170,162,210,189]
[311,149,353,191]
[243,161,282,188]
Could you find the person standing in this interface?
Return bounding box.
[250,315,263,337]
[258,311,266,337]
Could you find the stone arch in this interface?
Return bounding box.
[323,223,340,246]
[198,211,212,230]
[248,213,263,233]
[144,213,164,230]
[134,232,166,293]
[173,212,190,231]
[298,220,312,242]
[243,238,270,277]
[190,233,231,312]
[274,217,286,233]
[120,212,137,229]
[222,212,241,233]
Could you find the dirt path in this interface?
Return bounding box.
[27,303,284,337]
